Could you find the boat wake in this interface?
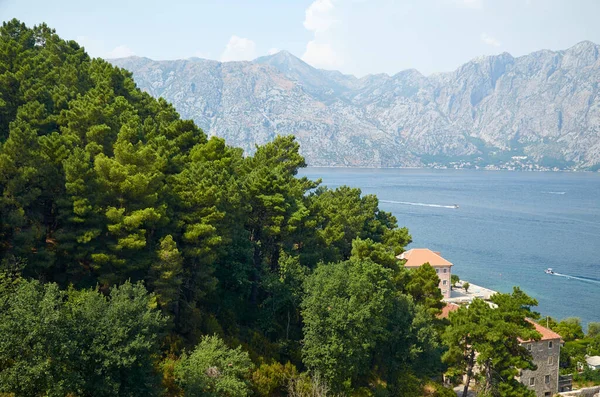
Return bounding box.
[380,200,458,209]
[549,271,600,285]
[542,191,566,195]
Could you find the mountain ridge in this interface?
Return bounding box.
[110,41,600,169]
[111,40,597,79]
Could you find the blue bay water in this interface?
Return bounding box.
[299,168,600,327]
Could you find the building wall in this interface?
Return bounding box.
[435,266,452,299]
[520,338,561,397]
[559,385,600,396]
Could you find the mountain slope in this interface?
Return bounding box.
[111,42,600,169]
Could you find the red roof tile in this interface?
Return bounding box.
[397,248,453,267]
[438,303,461,319]
[521,319,562,342]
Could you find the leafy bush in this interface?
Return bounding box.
[287,373,336,397]
[573,367,600,385]
[451,274,460,288]
[174,335,254,396]
[251,361,298,396]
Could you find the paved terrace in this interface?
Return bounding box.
[445,280,498,303]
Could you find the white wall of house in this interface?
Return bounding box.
[435,266,452,299]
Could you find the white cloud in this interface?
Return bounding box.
[267,48,280,55]
[481,33,501,47]
[220,35,257,61]
[106,45,135,58]
[302,40,342,68]
[301,0,343,69]
[304,0,336,34]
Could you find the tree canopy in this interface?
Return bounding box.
[302,258,415,392]
[0,277,166,396]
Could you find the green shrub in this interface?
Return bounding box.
[175,335,254,397]
[251,361,298,396]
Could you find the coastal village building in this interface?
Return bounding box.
[397,248,453,299]
[439,305,570,396]
[518,319,564,397]
[414,249,570,396]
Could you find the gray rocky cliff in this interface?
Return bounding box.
[111,42,600,169]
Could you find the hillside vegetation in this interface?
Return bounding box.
[0,20,575,397]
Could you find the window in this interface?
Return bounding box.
[545,375,550,384]
[527,343,532,351]
[436,269,439,273]
[548,356,553,365]
[548,341,553,349]
[443,280,447,285]
[545,392,552,397]
[529,377,535,386]
[443,268,447,273]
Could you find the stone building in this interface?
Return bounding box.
[396,248,453,298]
[519,319,562,397]
[438,305,569,395]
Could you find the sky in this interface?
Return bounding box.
[2,0,600,77]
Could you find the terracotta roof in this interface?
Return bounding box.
[438,303,461,319]
[520,319,562,342]
[397,248,453,267]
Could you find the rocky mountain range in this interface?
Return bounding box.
[110,41,600,169]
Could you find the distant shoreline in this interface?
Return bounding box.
[304,165,599,173]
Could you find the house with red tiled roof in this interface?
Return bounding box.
[518,319,569,396]
[438,302,460,319]
[441,308,570,396]
[397,248,453,298]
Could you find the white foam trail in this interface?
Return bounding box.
[542,191,566,195]
[380,200,457,209]
[551,272,600,285]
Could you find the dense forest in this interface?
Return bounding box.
[1,20,598,397]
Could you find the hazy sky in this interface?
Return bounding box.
[2,0,600,76]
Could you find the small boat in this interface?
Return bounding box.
[453,204,459,209]
[545,268,554,275]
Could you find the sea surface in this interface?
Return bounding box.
[299,168,600,328]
